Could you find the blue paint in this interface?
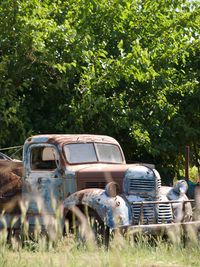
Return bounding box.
[23,144,63,215]
[64,168,77,196]
[64,189,132,228]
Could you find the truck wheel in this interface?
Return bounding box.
[88,210,110,247]
[66,207,110,247]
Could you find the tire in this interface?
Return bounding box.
[66,206,110,247]
[88,210,110,247]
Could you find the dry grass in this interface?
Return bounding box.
[0,195,199,267]
[0,232,200,267]
[0,213,199,267]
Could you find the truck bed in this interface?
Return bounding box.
[0,160,24,212]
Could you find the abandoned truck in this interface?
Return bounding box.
[0,134,193,235]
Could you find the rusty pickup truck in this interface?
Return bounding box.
[0,134,198,238]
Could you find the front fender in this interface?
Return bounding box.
[161,186,193,222]
[63,188,132,228]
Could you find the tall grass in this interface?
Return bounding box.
[0,229,200,267]
[1,160,199,265]
[0,196,199,267]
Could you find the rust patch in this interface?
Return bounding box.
[66,188,104,204]
[72,188,103,196]
[28,184,32,193]
[46,137,66,170]
[102,206,107,215]
[56,183,62,191]
[47,138,59,148]
[78,193,84,204]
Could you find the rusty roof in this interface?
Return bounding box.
[25,134,121,146]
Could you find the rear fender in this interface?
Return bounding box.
[63,189,132,228]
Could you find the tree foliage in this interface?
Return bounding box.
[0,0,200,183]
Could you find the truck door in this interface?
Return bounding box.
[23,144,63,220]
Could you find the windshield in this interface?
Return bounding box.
[64,143,123,164]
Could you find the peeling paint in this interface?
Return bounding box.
[64,189,132,228]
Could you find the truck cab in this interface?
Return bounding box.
[21,134,192,231]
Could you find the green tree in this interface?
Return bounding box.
[0,0,200,184]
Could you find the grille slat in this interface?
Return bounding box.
[129,180,154,183]
[129,185,154,188]
[158,212,172,215]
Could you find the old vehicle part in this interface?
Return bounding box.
[173,180,188,195]
[65,205,109,246]
[0,152,12,161]
[105,182,119,198]
[64,188,131,229]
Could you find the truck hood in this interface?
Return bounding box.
[74,163,139,192]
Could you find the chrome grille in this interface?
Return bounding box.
[131,197,155,224]
[128,178,155,194]
[126,166,172,224]
[157,198,173,223]
[131,200,173,224]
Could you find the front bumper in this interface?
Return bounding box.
[118,199,200,235]
[119,220,200,235]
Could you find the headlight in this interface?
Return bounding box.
[173,180,188,195]
[105,182,119,197]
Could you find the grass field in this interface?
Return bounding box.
[0,228,199,267]
[0,194,199,267]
